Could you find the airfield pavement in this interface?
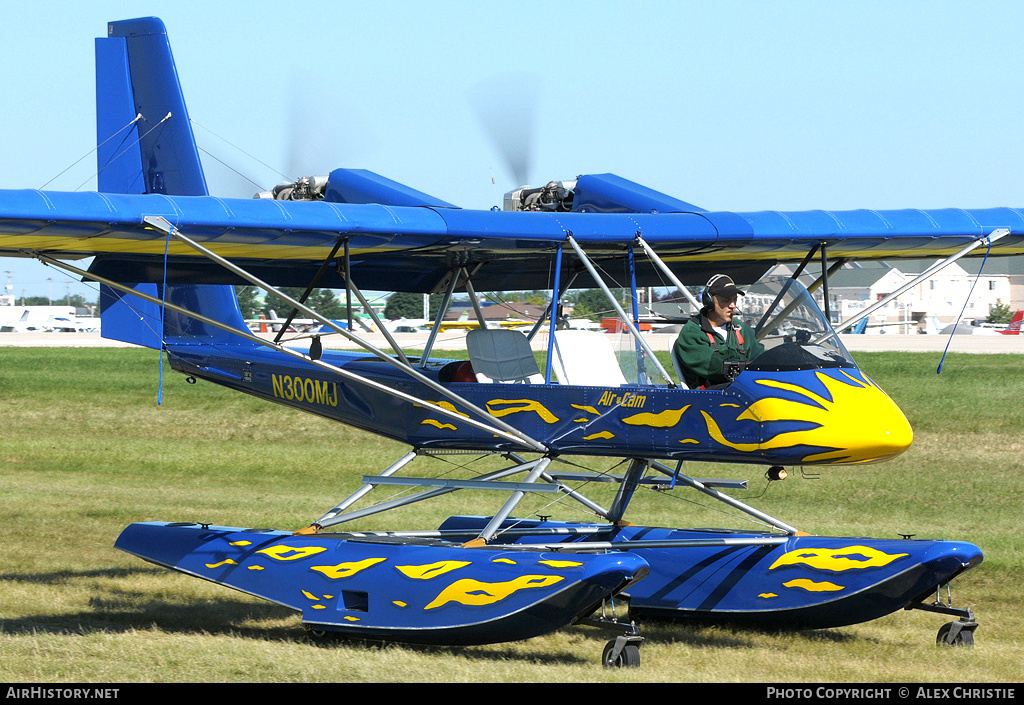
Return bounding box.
[2,329,1023,354]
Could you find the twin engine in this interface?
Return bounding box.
[502,179,576,212]
[255,174,578,213]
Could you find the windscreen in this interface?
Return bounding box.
[742,275,855,371]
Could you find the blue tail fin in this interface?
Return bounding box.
[95,17,207,196]
[95,17,249,348]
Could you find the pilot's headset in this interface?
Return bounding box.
[701,274,729,309]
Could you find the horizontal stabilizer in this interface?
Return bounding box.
[99,283,163,349]
[101,283,254,348]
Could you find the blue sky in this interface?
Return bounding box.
[3,0,1024,300]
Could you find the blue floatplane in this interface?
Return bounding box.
[1,17,1008,665]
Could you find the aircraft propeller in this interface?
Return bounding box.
[468,74,540,189]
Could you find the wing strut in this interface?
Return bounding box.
[309,454,555,530]
[35,252,547,455]
[463,275,489,328]
[336,267,410,366]
[271,237,345,344]
[143,217,547,452]
[634,236,702,314]
[565,235,676,386]
[821,228,1011,342]
[420,268,462,366]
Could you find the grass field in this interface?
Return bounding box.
[1,347,1022,683]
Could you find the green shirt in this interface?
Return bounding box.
[672,315,764,389]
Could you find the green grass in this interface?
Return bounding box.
[1,347,1022,682]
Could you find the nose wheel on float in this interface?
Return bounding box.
[907,582,979,647]
[582,594,645,669]
[601,628,644,668]
[935,615,977,647]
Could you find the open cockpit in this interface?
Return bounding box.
[373,266,859,396]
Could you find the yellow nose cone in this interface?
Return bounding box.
[826,379,914,464]
[739,370,913,465]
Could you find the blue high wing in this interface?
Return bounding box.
[1,15,1023,293]
[3,175,1024,293]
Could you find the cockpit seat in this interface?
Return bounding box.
[466,328,543,384]
[670,351,690,389]
[550,330,627,386]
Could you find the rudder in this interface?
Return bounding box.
[95,17,250,349]
[95,16,208,196]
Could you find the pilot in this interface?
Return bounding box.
[673,274,764,389]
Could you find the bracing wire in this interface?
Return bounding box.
[76,112,173,192]
[638,476,779,531]
[189,118,292,184]
[937,238,993,374]
[38,113,143,191]
[196,146,268,193]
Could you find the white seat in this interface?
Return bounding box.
[466,328,543,384]
[551,329,627,386]
[670,350,690,389]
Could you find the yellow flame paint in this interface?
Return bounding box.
[538,559,583,569]
[622,406,690,428]
[782,578,845,592]
[486,399,560,423]
[424,574,564,610]
[310,557,387,579]
[205,559,237,568]
[769,545,908,572]
[420,400,469,418]
[421,418,457,430]
[396,560,471,580]
[255,545,328,561]
[706,371,912,464]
